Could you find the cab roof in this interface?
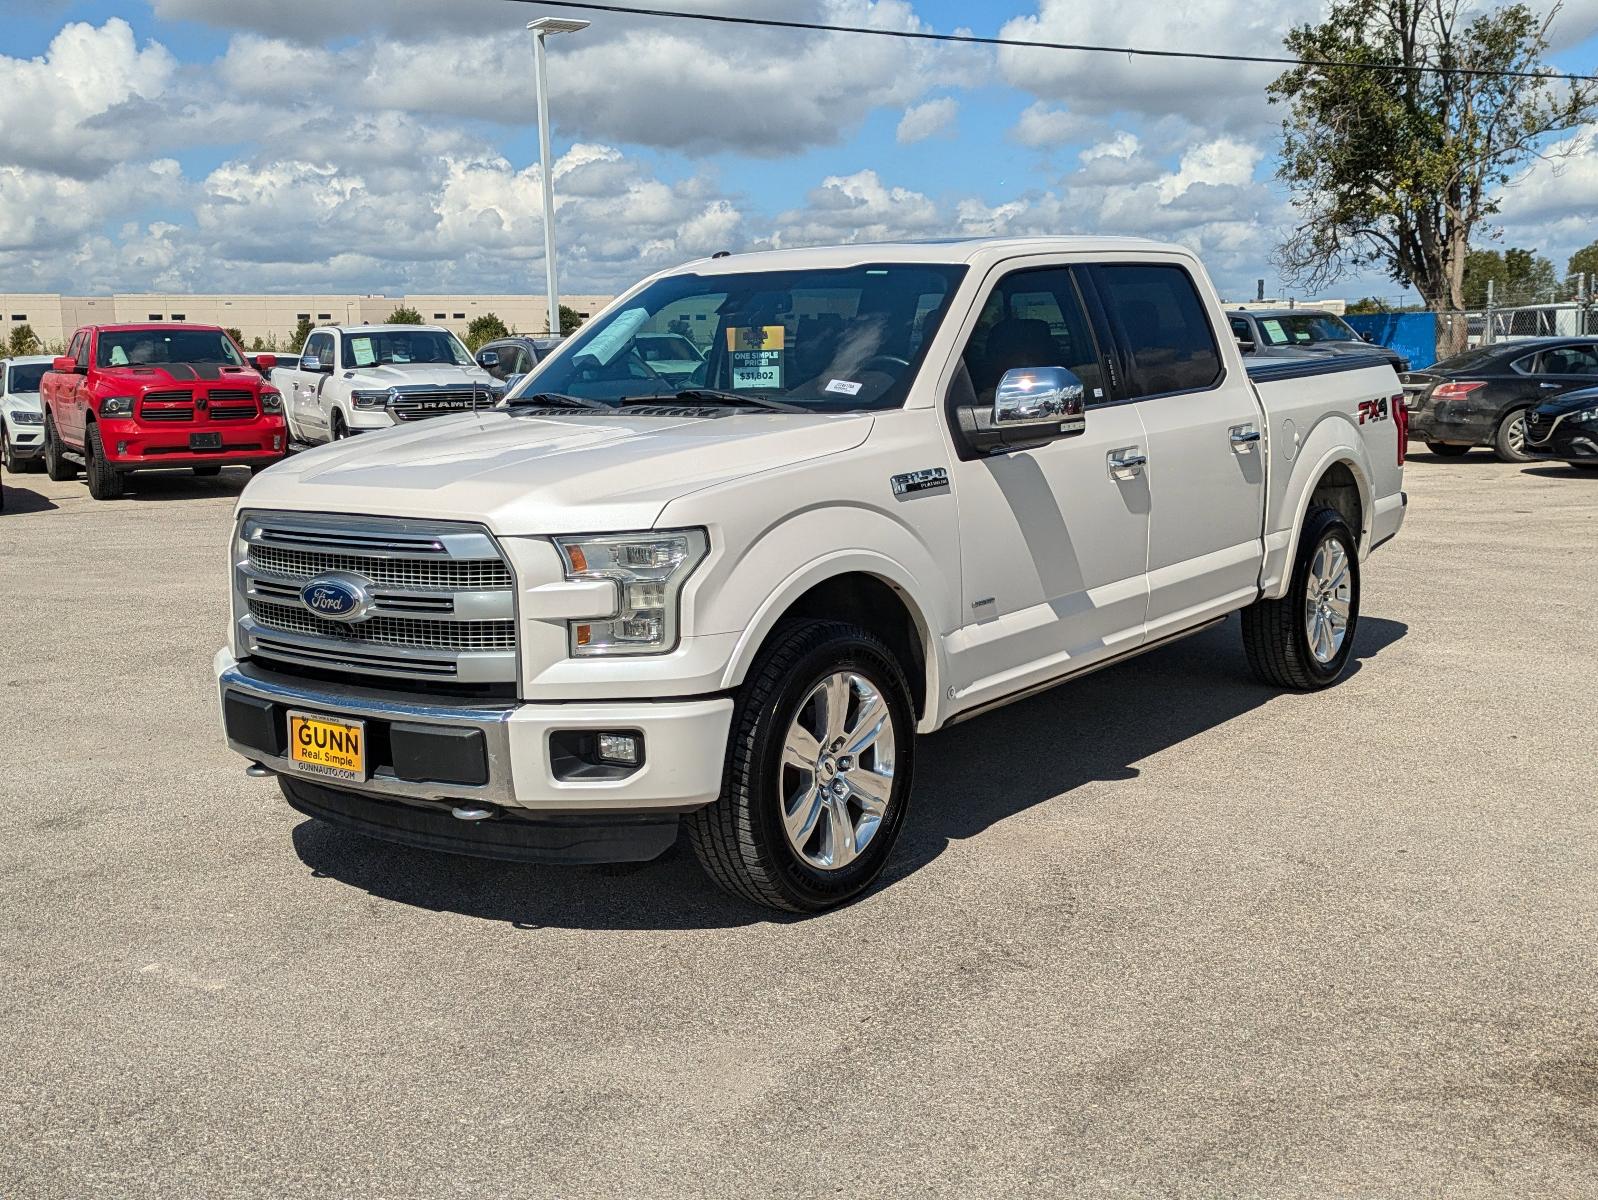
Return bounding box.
[317,324,454,335]
[81,322,227,334]
[672,236,1188,276]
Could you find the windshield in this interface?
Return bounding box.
[1256,314,1359,346]
[97,329,244,368]
[7,363,49,393]
[343,329,474,369]
[507,263,967,411]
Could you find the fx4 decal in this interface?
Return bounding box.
[1358,397,1390,424]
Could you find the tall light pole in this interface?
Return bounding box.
[528,17,589,336]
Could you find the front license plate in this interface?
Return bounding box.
[287,711,366,782]
[189,431,222,450]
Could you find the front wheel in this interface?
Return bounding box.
[686,619,915,912]
[1426,441,1471,457]
[1241,505,1360,690]
[1493,408,1533,463]
[330,410,349,441]
[43,413,76,481]
[1,424,23,475]
[84,423,125,500]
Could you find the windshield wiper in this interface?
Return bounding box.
[505,391,612,411]
[619,389,807,413]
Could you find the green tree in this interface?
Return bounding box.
[1270,0,1598,354]
[287,316,315,353]
[1345,297,1394,315]
[558,305,583,336]
[465,312,510,351]
[224,326,245,347]
[1569,238,1598,285]
[7,324,41,356]
[1462,246,1559,307]
[386,305,423,324]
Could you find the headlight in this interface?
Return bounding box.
[554,529,708,656]
[1573,406,1598,424]
[10,410,43,425]
[260,387,283,412]
[350,390,390,410]
[99,396,136,417]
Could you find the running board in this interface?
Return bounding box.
[944,616,1229,727]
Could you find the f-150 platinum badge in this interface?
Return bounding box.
[891,467,950,497]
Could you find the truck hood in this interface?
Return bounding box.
[341,363,496,387]
[95,364,264,390]
[239,408,874,534]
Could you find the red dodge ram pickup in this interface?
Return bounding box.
[42,323,289,499]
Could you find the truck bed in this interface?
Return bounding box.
[1244,351,1396,384]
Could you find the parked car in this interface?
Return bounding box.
[1401,337,1598,462]
[1525,384,1598,470]
[1228,308,1410,373]
[40,324,289,500]
[270,324,501,446]
[217,237,1406,912]
[2,353,54,473]
[475,335,564,383]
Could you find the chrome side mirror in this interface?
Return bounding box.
[478,349,500,368]
[299,353,321,372]
[995,366,1086,431]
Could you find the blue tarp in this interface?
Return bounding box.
[1344,313,1437,370]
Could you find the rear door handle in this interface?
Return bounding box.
[1230,423,1262,447]
[1108,446,1147,476]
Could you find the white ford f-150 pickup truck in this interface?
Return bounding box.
[270,323,502,446]
[218,237,1407,912]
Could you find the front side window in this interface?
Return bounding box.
[1535,344,1598,376]
[304,332,333,369]
[97,329,243,368]
[70,333,88,367]
[1229,316,1252,341]
[342,329,476,370]
[1094,264,1223,398]
[958,267,1107,406]
[509,264,967,412]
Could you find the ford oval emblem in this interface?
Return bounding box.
[300,576,369,622]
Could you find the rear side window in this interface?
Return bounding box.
[1535,344,1598,376]
[1094,264,1223,398]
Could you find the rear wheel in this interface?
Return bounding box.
[686,619,915,912]
[43,413,76,481]
[84,423,125,500]
[1493,408,1533,463]
[1241,505,1360,691]
[331,410,349,441]
[1426,441,1471,457]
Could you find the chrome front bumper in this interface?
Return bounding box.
[216,651,735,813]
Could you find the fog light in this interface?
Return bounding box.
[272,435,283,450]
[597,732,640,766]
[117,441,129,455]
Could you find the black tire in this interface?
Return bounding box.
[685,619,916,912]
[331,410,349,440]
[1,423,22,475]
[1241,505,1360,691]
[43,412,76,481]
[1493,408,1533,463]
[1426,441,1471,457]
[192,465,222,477]
[84,423,125,500]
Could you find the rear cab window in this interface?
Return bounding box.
[1092,263,1223,398]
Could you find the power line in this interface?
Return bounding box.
[504,0,1598,83]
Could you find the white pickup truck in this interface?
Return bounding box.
[270,323,502,446]
[218,237,1407,912]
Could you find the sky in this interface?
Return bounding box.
[2,0,1596,304]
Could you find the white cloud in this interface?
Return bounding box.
[1011,102,1096,149]
[0,20,176,178]
[897,98,959,144]
[771,169,944,245]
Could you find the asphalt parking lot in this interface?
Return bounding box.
[2,454,1595,1198]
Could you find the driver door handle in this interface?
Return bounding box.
[1230,423,1262,446]
[1108,446,1147,477]
[1540,382,1561,389]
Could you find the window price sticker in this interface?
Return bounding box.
[727,325,785,389]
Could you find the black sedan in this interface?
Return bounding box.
[1400,337,1598,462]
[1525,384,1598,470]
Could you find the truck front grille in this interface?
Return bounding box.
[234,511,518,689]
[386,387,498,421]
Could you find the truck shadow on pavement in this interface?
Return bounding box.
[0,481,59,513]
[290,614,1408,930]
[123,468,253,501]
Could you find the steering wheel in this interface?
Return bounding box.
[858,354,910,373]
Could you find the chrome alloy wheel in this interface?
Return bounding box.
[1303,537,1353,664]
[778,671,897,871]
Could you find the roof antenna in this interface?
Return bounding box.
[711,250,732,259]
